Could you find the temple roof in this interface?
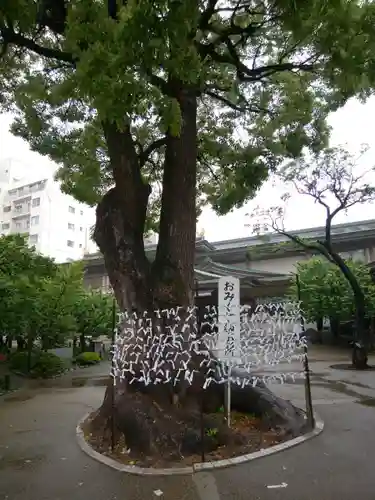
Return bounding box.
[194,258,288,288]
[84,218,375,266]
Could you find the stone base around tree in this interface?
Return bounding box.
[76,412,324,476]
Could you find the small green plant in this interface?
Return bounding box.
[76,351,101,366]
[9,351,37,373]
[30,352,66,378]
[9,350,65,378]
[217,406,224,413]
[205,427,218,438]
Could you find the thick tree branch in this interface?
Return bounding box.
[139,137,167,168]
[199,0,219,30]
[205,90,244,112]
[205,89,274,116]
[102,121,150,235]
[36,0,67,35]
[268,220,335,264]
[198,40,314,81]
[1,25,75,64]
[144,70,172,96]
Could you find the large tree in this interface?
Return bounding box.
[0,234,57,349]
[0,235,83,351]
[2,0,375,457]
[290,257,375,341]
[74,289,114,351]
[31,262,83,350]
[252,145,375,368]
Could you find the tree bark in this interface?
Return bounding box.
[94,123,152,312]
[316,317,323,344]
[79,333,86,353]
[329,316,340,340]
[151,83,198,308]
[329,251,368,368]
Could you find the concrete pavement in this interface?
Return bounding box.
[1,346,375,499]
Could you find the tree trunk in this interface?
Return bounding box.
[79,333,86,353]
[90,105,307,460]
[329,251,368,368]
[330,316,340,340]
[16,336,25,351]
[316,317,323,344]
[151,83,198,308]
[41,335,49,351]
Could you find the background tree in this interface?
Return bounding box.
[252,145,375,368]
[74,290,114,352]
[31,262,83,350]
[0,235,83,353]
[0,234,57,350]
[289,257,375,342]
[2,0,375,457]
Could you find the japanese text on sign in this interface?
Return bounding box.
[217,276,241,361]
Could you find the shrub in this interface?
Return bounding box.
[9,350,65,378]
[76,351,101,366]
[9,351,37,373]
[30,352,66,378]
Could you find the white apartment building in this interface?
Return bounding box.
[0,160,93,263]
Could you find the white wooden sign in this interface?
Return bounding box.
[217,276,241,362]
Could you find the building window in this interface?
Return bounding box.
[67,240,74,247]
[68,222,75,230]
[80,227,83,232]
[2,223,9,230]
[15,222,22,229]
[14,204,22,212]
[80,210,83,216]
[32,197,40,207]
[79,243,82,248]
[3,205,11,213]
[68,206,75,214]
[31,215,39,226]
[18,187,24,196]
[29,234,38,244]
[8,189,16,196]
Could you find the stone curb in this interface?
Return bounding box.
[76,412,324,476]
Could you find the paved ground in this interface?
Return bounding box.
[1,346,375,499]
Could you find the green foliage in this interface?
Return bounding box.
[290,258,375,322]
[1,0,375,228]
[9,350,66,378]
[74,290,114,338]
[76,351,101,366]
[31,262,83,348]
[0,234,58,341]
[9,351,36,373]
[0,235,83,350]
[205,427,218,437]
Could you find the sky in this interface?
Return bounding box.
[1,95,375,244]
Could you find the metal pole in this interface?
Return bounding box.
[225,366,231,427]
[111,295,116,452]
[200,389,205,463]
[296,274,315,429]
[195,280,205,463]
